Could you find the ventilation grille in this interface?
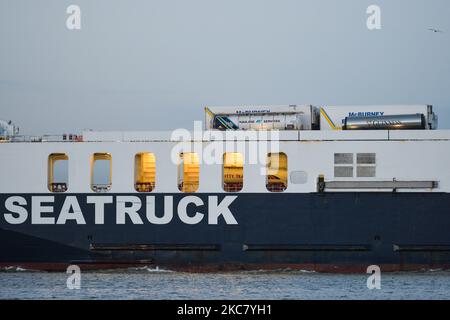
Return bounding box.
[357,153,376,164]
[334,153,376,178]
[334,153,353,165]
[334,166,354,178]
[357,166,376,177]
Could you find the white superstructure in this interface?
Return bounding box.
[0,105,447,195]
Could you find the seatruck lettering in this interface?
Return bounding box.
[1,195,238,225]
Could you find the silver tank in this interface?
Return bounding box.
[343,113,426,130]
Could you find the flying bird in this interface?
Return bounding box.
[428,28,444,33]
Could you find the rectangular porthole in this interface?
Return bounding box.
[334,153,353,178]
[357,166,376,177]
[334,153,353,165]
[223,152,243,192]
[91,153,112,192]
[334,166,353,178]
[357,153,376,177]
[266,153,288,192]
[135,153,156,192]
[48,153,68,192]
[357,153,376,165]
[178,152,199,193]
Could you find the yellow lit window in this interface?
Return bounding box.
[135,152,156,192]
[223,153,243,192]
[91,153,112,192]
[266,153,288,192]
[178,153,199,193]
[48,153,68,192]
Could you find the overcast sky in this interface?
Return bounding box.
[1,0,449,134]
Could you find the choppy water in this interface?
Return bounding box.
[1,267,449,300]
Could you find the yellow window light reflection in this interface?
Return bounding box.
[135,152,156,192]
[266,153,288,192]
[178,152,199,193]
[223,152,244,192]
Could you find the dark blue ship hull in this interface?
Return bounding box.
[1,193,450,272]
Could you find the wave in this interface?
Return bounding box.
[1,266,34,272]
[127,266,175,273]
[241,268,316,274]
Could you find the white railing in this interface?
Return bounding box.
[2,134,83,143]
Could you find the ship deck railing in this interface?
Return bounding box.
[3,129,450,143]
[1,134,83,143]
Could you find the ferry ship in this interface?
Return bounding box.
[1,104,450,272]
